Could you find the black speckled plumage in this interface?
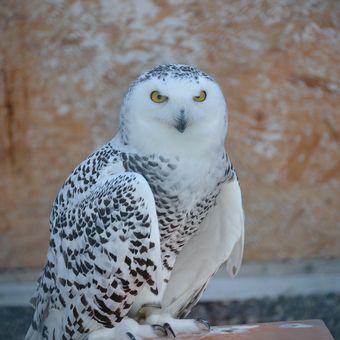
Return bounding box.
[132,64,213,87]
[28,141,235,339]
[26,64,241,340]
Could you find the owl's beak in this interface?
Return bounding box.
[175,110,187,133]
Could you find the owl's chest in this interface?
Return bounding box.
[123,153,226,260]
[124,152,226,224]
[155,164,219,211]
[155,175,221,241]
[150,158,225,235]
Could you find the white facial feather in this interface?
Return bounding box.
[119,64,228,158]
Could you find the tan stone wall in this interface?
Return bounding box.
[0,0,339,268]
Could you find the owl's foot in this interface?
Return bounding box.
[88,317,162,340]
[144,313,210,336]
[196,318,211,330]
[151,322,176,337]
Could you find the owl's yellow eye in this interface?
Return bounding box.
[150,91,168,103]
[193,90,207,102]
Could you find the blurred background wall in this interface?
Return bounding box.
[0,0,339,269]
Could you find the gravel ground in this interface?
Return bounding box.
[1,293,338,339]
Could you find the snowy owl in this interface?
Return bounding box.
[26,64,244,340]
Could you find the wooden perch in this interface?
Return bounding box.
[155,319,334,339]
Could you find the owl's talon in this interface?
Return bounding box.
[126,332,137,340]
[151,324,167,336]
[196,318,211,330]
[164,322,176,338]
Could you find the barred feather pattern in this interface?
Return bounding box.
[27,140,235,339]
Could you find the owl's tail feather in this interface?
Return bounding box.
[25,325,40,340]
[25,308,65,340]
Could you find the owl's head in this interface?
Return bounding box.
[119,64,228,157]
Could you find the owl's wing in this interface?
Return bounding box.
[162,177,244,317]
[26,172,162,340]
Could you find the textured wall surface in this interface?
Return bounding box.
[0,0,339,268]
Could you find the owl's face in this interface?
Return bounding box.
[120,65,228,157]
